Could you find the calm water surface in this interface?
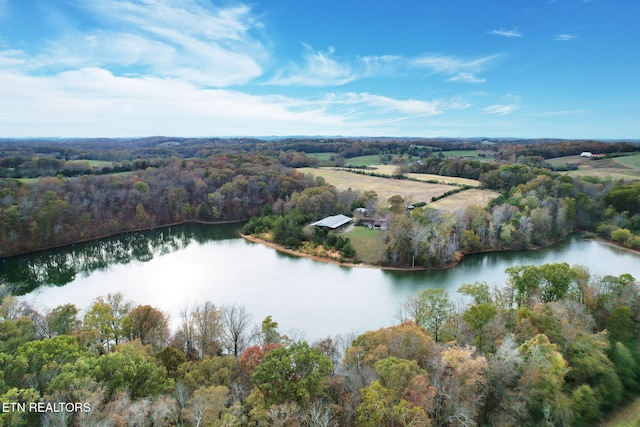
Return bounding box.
[3,223,640,341]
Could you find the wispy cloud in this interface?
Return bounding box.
[447,73,486,83]
[267,46,356,86]
[554,34,578,41]
[11,0,268,87]
[335,92,442,116]
[488,29,522,38]
[482,104,519,115]
[413,54,500,83]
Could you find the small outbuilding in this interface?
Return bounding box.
[310,214,353,229]
[580,152,593,158]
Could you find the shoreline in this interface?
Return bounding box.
[0,218,248,259]
[240,233,456,271]
[241,231,638,272]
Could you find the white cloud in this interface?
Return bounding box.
[482,104,519,115]
[20,0,267,87]
[0,49,28,68]
[268,46,355,87]
[334,92,442,116]
[447,73,486,83]
[488,29,522,38]
[0,67,458,136]
[414,54,500,75]
[554,34,578,41]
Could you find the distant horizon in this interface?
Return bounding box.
[2,135,639,143]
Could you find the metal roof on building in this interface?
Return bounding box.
[310,214,353,229]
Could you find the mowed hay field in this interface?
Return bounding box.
[429,189,501,214]
[364,164,481,187]
[298,167,500,211]
[547,154,640,180]
[297,167,457,204]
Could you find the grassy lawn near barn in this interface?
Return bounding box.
[343,226,386,264]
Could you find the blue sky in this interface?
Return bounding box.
[0,0,638,138]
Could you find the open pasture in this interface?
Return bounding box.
[343,154,406,167]
[547,154,640,180]
[297,167,457,204]
[428,189,500,214]
[439,149,494,159]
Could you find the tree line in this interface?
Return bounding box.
[0,154,313,257]
[1,263,639,426]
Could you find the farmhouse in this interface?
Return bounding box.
[310,214,353,229]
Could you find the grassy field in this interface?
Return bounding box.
[365,164,481,186]
[603,397,640,427]
[439,150,494,158]
[547,154,640,180]
[615,153,640,169]
[343,154,407,167]
[307,152,335,161]
[429,189,500,214]
[343,226,386,264]
[83,160,114,168]
[298,167,458,205]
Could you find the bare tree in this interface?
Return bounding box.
[193,301,222,357]
[221,303,256,358]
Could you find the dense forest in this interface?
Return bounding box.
[1,264,639,426]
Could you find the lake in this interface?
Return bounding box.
[3,223,640,342]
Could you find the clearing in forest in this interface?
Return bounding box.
[298,167,457,205]
[429,189,500,214]
[363,164,481,187]
[297,167,498,211]
[547,154,640,180]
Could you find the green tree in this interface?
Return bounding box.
[260,315,281,345]
[92,342,169,399]
[404,288,453,342]
[8,335,89,393]
[518,334,571,426]
[84,292,131,352]
[45,304,81,337]
[356,380,394,426]
[606,306,635,347]
[251,342,333,406]
[374,356,425,399]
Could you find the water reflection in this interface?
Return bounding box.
[0,223,243,295]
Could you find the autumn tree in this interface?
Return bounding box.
[125,304,170,351]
